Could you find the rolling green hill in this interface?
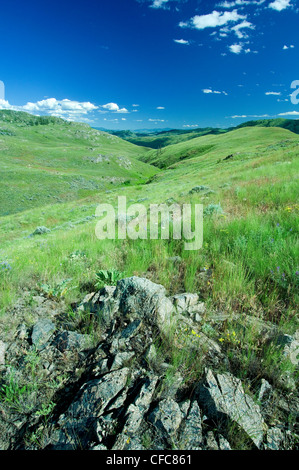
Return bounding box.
[235,117,299,134]
[138,126,299,168]
[0,110,156,216]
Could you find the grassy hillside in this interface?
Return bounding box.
[0,114,298,429]
[0,110,156,216]
[139,126,299,168]
[1,118,298,313]
[235,118,299,134]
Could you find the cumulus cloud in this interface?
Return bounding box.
[283,44,295,49]
[101,102,129,113]
[0,99,13,110]
[269,0,292,11]
[179,9,246,30]
[0,97,98,121]
[23,98,97,114]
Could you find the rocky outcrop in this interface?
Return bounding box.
[0,277,298,450]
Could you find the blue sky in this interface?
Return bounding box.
[0,0,298,129]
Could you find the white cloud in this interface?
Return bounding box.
[202,89,228,95]
[174,38,190,45]
[0,97,98,121]
[148,118,165,121]
[231,20,254,38]
[102,102,129,113]
[150,0,169,8]
[116,108,129,114]
[0,99,13,109]
[218,0,265,7]
[102,102,120,111]
[265,91,281,95]
[229,43,243,54]
[183,124,199,127]
[278,110,299,115]
[180,10,246,30]
[156,106,165,109]
[132,104,139,107]
[283,44,295,49]
[269,0,292,11]
[230,113,270,118]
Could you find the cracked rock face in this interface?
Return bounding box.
[0,277,298,450]
[198,369,265,448]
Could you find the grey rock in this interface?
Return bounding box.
[91,443,108,450]
[189,185,210,194]
[113,376,158,450]
[114,277,175,335]
[179,401,203,450]
[275,331,299,366]
[206,431,219,450]
[78,286,117,326]
[172,293,206,321]
[31,226,51,236]
[258,379,272,403]
[149,399,183,439]
[49,368,129,449]
[53,330,91,353]
[110,351,135,370]
[219,434,232,450]
[0,340,6,365]
[96,413,117,443]
[198,369,264,448]
[265,427,285,450]
[31,319,56,351]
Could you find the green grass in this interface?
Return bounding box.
[0,110,156,215]
[0,114,298,401]
[138,126,299,168]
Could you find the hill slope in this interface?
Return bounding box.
[235,118,299,134]
[0,110,156,216]
[138,126,299,168]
